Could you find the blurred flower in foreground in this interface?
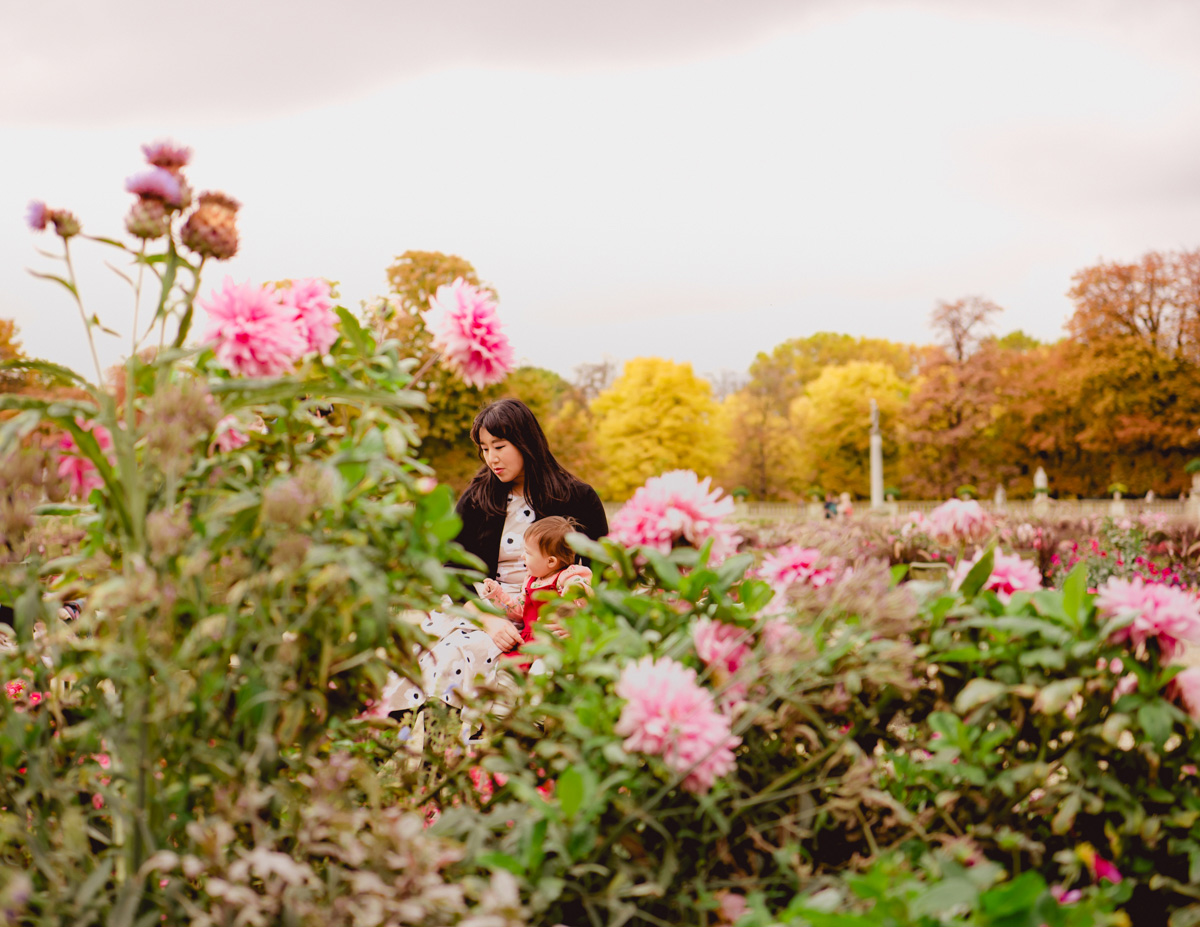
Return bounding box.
[200,277,306,377]
[615,654,739,793]
[57,420,114,499]
[608,470,741,563]
[427,279,513,388]
[952,549,1042,602]
[1096,575,1200,661]
[278,278,338,356]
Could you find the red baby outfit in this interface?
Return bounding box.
[508,564,592,669]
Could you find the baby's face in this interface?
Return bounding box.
[523,538,557,580]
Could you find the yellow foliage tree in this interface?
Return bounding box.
[717,389,803,500]
[789,361,909,498]
[591,357,723,500]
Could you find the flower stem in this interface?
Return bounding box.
[131,240,147,356]
[62,238,104,385]
[410,350,442,385]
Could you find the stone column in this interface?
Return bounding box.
[1033,466,1050,517]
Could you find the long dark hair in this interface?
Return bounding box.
[460,399,580,517]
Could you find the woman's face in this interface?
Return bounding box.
[478,427,525,487]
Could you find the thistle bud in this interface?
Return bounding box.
[49,209,81,239]
[180,192,240,261]
[125,198,171,240]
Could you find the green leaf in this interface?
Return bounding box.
[335,306,372,356]
[1139,700,1175,749]
[889,563,909,585]
[958,545,995,599]
[558,766,586,819]
[954,678,1007,714]
[1062,559,1089,623]
[1017,647,1067,671]
[641,549,683,590]
[476,852,524,876]
[1052,791,1082,835]
[1033,677,1083,715]
[979,869,1045,916]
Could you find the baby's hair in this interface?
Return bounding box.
[524,516,580,567]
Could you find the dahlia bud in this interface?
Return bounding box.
[125,198,171,240]
[180,192,240,261]
[49,209,81,239]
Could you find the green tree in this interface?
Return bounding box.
[591,357,723,500]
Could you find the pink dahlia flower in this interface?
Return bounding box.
[951,549,1042,602]
[927,499,993,548]
[125,167,182,206]
[5,680,25,700]
[26,200,48,231]
[428,279,514,389]
[608,470,742,563]
[692,618,752,709]
[759,545,839,610]
[57,420,114,499]
[1096,576,1200,662]
[279,278,338,356]
[693,618,752,676]
[212,415,250,453]
[614,655,740,794]
[201,277,307,378]
[141,139,192,172]
[1170,667,1200,720]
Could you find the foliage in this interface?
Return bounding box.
[0,155,515,924]
[789,361,908,498]
[717,388,802,501]
[590,357,724,500]
[747,332,916,416]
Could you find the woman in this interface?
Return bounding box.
[375,398,607,715]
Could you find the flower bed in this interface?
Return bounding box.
[4,147,1198,925]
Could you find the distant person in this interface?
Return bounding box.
[838,492,854,518]
[823,492,838,520]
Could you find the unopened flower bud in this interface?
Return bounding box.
[49,209,81,239]
[125,198,171,240]
[180,192,239,261]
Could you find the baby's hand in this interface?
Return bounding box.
[480,579,501,600]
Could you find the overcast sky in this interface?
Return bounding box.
[3,0,1199,384]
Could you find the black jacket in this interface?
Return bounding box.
[454,479,609,579]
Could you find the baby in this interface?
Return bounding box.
[481,515,591,663]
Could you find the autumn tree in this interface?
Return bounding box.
[590,357,724,500]
[748,332,916,415]
[789,361,909,498]
[930,296,1002,363]
[901,340,1029,498]
[716,389,801,500]
[1067,248,1200,360]
[0,318,28,394]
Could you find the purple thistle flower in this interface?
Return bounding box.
[125,167,182,206]
[26,200,48,231]
[141,139,192,171]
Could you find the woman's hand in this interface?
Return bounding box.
[481,614,522,651]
